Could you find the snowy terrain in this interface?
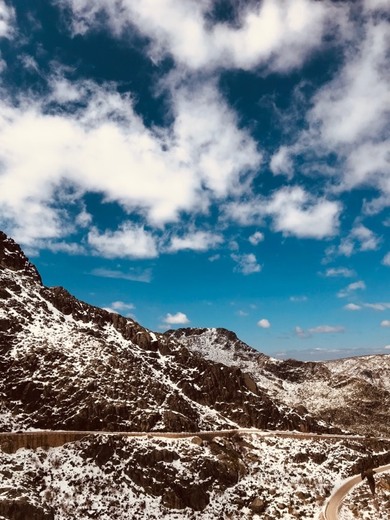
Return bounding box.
[1,433,389,520]
[168,328,390,436]
[338,470,390,520]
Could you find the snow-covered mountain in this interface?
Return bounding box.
[1,230,390,520]
[166,328,390,436]
[0,231,327,434]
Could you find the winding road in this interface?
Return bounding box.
[322,464,390,520]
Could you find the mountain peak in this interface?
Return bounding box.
[0,231,42,285]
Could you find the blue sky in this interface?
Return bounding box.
[0,0,389,360]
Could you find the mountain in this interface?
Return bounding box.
[1,231,390,520]
[0,231,327,434]
[166,328,390,437]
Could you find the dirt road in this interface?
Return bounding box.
[0,428,382,453]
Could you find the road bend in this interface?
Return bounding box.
[322,464,390,520]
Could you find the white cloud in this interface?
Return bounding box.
[331,223,380,258]
[351,224,381,251]
[344,303,361,311]
[344,301,390,311]
[105,300,136,316]
[60,0,345,73]
[324,267,355,278]
[46,241,85,254]
[364,302,390,311]
[111,301,135,311]
[269,146,294,178]
[106,301,135,316]
[248,231,264,246]
[163,312,190,325]
[0,0,15,38]
[381,320,390,328]
[257,318,271,329]
[265,187,340,238]
[231,253,262,275]
[337,280,366,298]
[382,252,390,266]
[309,325,345,334]
[167,231,223,252]
[276,9,390,210]
[88,223,158,259]
[347,281,366,291]
[237,310,248,317]
[224,187,340,239]
[296,324,345,337]
[90,267,152,283]
[290,296,308,303]
[0,77,261,250]
[208,254,220,262]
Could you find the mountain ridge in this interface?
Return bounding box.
[0,230,328,434]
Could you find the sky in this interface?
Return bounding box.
[0,0,389,361]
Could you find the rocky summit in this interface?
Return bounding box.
[167,327,390,437]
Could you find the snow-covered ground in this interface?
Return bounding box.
[338,470,390,520]
[1,433,388,519]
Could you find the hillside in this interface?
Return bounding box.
[166,328,390,436]
[0,231,327,434]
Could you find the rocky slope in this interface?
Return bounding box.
[1,432,390,520]
[166,328,390,436]
[0,231,327,434]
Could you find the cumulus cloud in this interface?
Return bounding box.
[337,280,366,298]
[266,187,340,238]
[225,187,340,239]
[88,223,158,259]
[344,303,361,311]
[60,0,345,72]
[248,231,264,246]
[111,301,135,311]
[0,78,260,251]
[381,320,390,327]
[257,318,271,329]
[273,7,390,210]
[382,252,390,266]
[231,253,262,275]
[163,312,190,325]
[167,231,223,252]
[104,300,135,315]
